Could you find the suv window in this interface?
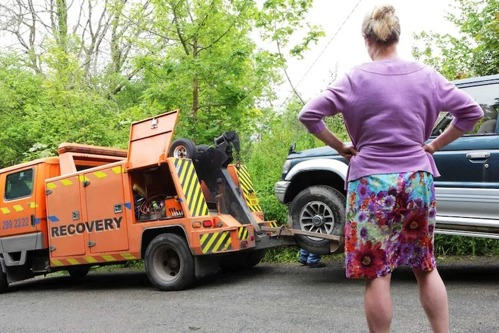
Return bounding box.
[431,82,499,136]
[5,169,34,200]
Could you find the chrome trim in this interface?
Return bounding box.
[274,180,290,203]
[435,229,499,240]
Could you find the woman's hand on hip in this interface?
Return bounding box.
[340,144,358,160]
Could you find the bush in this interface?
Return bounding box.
[435,235,499,256]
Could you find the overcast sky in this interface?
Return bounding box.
[279,0,457,102]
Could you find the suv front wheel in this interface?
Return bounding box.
[289,185,346,255]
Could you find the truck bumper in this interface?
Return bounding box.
[274,180,290,204]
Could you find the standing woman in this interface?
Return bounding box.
[298,4,483,333]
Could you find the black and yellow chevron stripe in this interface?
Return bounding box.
[173,158,209,217]
[238,226,248,240]
[235,165,262,212]
[200,231,232,254]
[267,221,278,228]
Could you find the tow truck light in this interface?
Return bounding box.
[192,221,202,228]
[202,220,213,228]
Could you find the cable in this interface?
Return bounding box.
[280,0,364,107]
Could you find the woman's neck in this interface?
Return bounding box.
[371,44,399,61]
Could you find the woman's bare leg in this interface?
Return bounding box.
[412,268,449,333]
[364,274,392,333]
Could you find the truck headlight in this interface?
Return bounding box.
[282,160,292,175]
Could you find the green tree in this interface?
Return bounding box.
[0,52,129,168]
[0,53,45,167]
[127,0,323,145]
[413,0,499,79]
[0,0,323,152]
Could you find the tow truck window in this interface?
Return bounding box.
[5,169,34,200]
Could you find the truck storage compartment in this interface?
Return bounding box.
[127,111,178,170]
[130,164,185,221]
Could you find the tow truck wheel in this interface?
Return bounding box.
[145,233,194,291]
[239,249,265,269]
[289,185,345,255]
[168,138,197,160]
[68,265,91,278]
[219,249,265,271]
[0,266,8,293]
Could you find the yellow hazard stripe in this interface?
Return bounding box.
[60,179,73,186]
[236,165,262,212]
[84,256,99,264]
[2,203,38,216]
[200,231,232,254]
[120,253,137,260]
[50,252,139,267]
[112,166,123,174]
[93,171,107,179]
[67,258,80,265]
[174,159,209,217]
[79,175,90,183]
[51,259,64,266]
[238,226,248,240]
[268,221,278,228]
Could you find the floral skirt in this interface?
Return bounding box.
[345,171,436,279]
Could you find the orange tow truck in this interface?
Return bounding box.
[0,111,342,292]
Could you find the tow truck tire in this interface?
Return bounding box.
[168,138,197,160]
[289,185,345,255]
[145,233,194,291]
[0,266,8,293]
[219,249,265,271]
[239,249,265,269]
[68,265,91,278]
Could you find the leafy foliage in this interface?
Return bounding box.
[0,0,318,164]
[435,235,499,256]
[413,0,499,79]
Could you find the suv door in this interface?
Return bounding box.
[431,75,499,230]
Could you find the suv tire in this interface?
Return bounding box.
[289,185,345,255]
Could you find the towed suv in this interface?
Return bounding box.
[275,74,499,254]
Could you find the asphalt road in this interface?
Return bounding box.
[0,256,498,333]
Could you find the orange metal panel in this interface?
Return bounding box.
[34,162,60,247]
[46,175,86,257]
[127,111,179,170]
[83,165,129,253]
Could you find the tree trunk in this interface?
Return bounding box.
[192,38,199,117]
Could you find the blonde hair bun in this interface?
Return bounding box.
[372,5,396,21]
[362,4,400,44]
